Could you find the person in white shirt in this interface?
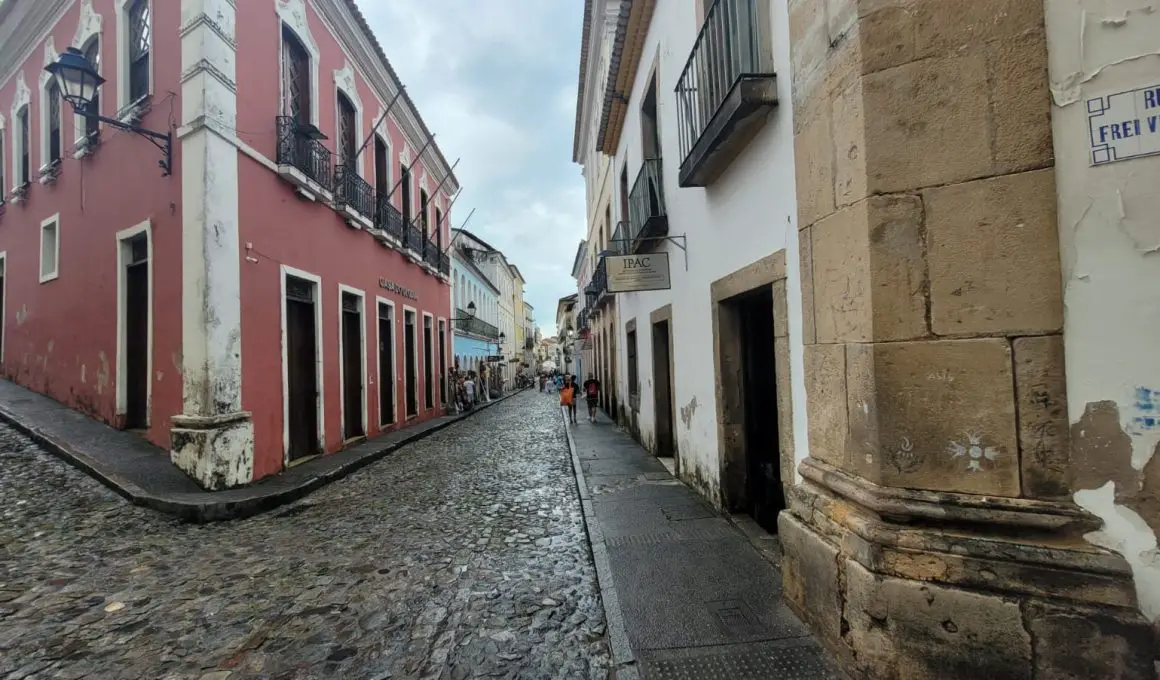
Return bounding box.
[464,374,476,407]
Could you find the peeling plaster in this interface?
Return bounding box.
[1075,482,1160,620]
[1049,0,1160,627]
[96,351,109,396]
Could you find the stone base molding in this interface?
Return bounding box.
[170,412,254,491]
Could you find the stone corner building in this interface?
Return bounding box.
[783,0,1158,677]
[572,0,1160,676]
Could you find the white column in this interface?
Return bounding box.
[169,0,254,489]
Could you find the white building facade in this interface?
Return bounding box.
[574,0,805,529]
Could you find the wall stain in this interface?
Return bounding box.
[680,396,698,429]
[1072,400,1160,537]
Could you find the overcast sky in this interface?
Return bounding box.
[358,1,585,336]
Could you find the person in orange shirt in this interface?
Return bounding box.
[560,374,578,424]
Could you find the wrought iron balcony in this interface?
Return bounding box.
[334,162,375,228]
[405,223,424,253]
[585,255,611,307]
[375,196,406,242]
[454,308,500,340]
[438,251,451,277]
[275,116,334,195]
[423,239,441,269]
[674,0,777,188]
[627,159,668,252]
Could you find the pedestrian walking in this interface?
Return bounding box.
[560,375,578,424]
[583,372,601,423]
[464,372,476,410]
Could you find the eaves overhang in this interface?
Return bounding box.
[595,0,654,156]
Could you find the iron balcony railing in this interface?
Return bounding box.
[586,256,609,300]
[454,308,500,340]
[335,162,375,218]
[276,116,333,191]
[438,252,451,276]
[627,158,667,245]
[405,223,424,253]
[674,0,773,164]
[376,196,406,241]
[423,239,441,269]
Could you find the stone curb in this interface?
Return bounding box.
[0,389,525,523]
[560,406,641,680]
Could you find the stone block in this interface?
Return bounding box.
[789,0,829,100]
[914,0,1045,60]
[924,169,1062,336]
[844,560,1033,680]
[832,80,867,208]
[825,0,857,43]
[1013,335,1070,499]
[170,413,255,491]
[1024,600,1157,680]
[805,343,849,469]
[772,279,789,338]
[775,336,795,484]
[811,196,927,344]
[863,52,992,193]
[778,512,842,648]
[987,30,1054,174]
[794,109,835,228]
[858,2,918,74]
[798,227,817,344]
[844,338,1021,496]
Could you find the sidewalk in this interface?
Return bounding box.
[0,378,520,522]
[562,406,843,680]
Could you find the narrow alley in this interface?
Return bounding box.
[0,393,609,680]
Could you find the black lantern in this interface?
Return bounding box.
[45,47,173,176]
[45,47,103,114]
[466,301,476,318]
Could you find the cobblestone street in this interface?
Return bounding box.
[0,391,610,680]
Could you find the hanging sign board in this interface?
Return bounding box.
[1087,84,1160,166]
[606,253,671,293]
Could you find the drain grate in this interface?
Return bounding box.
[643,644,841,680]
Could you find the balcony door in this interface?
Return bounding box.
[404,310,418,417]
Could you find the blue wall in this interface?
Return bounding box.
[453,334,493,372]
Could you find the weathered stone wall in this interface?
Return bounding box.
[783,0,1158,676]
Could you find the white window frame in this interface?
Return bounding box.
[280,265,325,464]
[334,61,365,178]
[39,213,61,283]
[0,114,6,203]
[376,297,397,428]
[10,72,31,191]
[73,34,104,151]
[38,37,61,172]
[114,220,152,420]
[336,283,367,441]
[422,311,435,411]
[403,305,418,419]
[277,0,320,127]
[116,0,154,113]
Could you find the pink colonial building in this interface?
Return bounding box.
[0,0,457,488]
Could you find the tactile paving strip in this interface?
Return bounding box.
[642,644,841,680]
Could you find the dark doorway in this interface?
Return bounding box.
[341,291,364,440]
[736,287,783,533]
[438,320,447,406]
[423,316,434,410]
[378,302,395,426]
[404,310,417,417]
[286,275,319,461]
[652,318,675,460]
[124,236,149,430]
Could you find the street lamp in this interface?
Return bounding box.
[451,301,476,322]
[45,47,173,176]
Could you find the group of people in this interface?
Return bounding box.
[449,368,486,414]
[544,371,601,425]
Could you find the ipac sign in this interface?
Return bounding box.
[606,253,671,293]
[1087,84,1160,166]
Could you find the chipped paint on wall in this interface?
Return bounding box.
[1047,0,1160,622]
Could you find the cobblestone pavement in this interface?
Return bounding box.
[0,391,610,680]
